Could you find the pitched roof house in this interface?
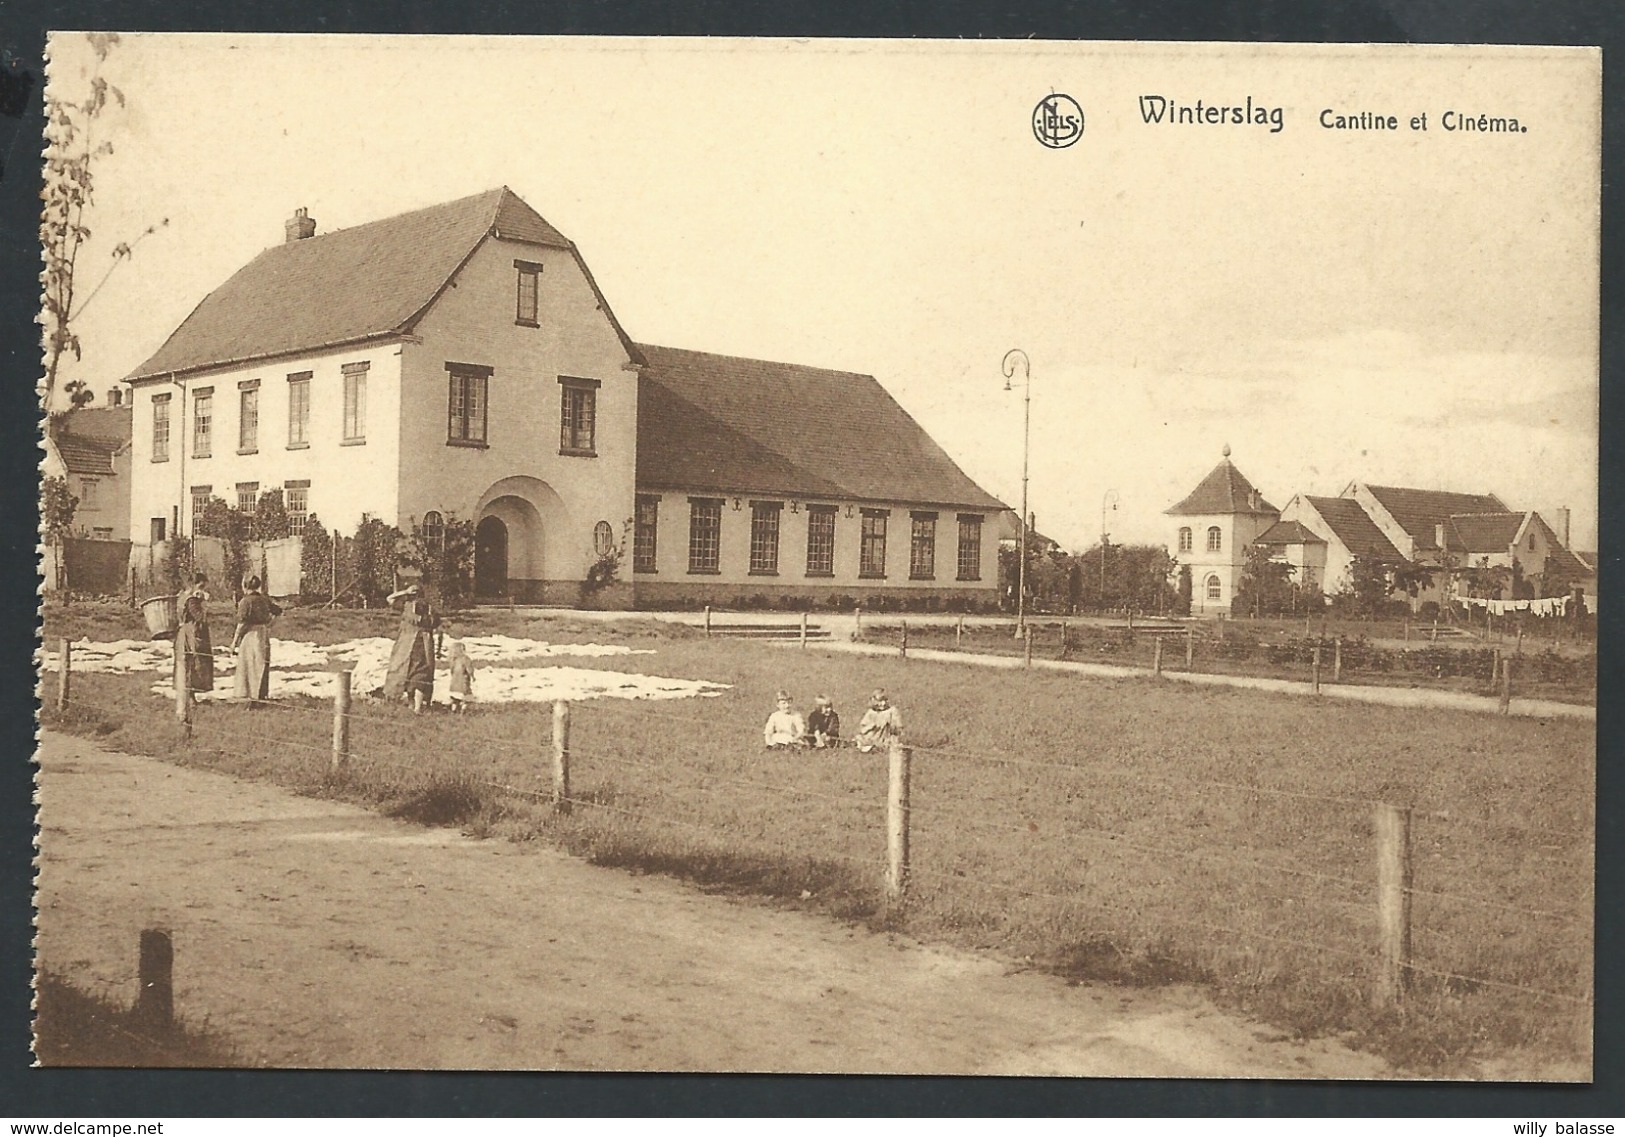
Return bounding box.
[1165,447,1280,613]
[124,188,1003,606]
[42,405,133,541]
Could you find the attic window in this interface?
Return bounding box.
[515,260,541,327]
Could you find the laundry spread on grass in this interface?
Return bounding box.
[44,635,728,705]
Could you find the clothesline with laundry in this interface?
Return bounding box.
[1455,595,1570,617]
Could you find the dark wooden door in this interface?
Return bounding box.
[475,515,508,597]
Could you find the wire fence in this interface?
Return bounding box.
[43,648,1594,1033]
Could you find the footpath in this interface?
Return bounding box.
[34,731,1389,1076]
[787,640,1594,721]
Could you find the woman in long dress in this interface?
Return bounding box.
[174,592,215,702]
[383,583,440,713]
[231,574,281,701]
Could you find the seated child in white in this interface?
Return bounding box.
[855,688,903,753]
[763,690,807,749]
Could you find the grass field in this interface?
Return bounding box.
[33,972,250,1067]
[40,602,1594,1076]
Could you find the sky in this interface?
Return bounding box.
[43,35,1600,551]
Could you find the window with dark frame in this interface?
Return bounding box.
[634,495,659,573]
[1206,574,1222,601]
[1206,526,1222,553]
[342,362,368,442]
[805,506,836,576]
[956,514,982,581]
[152,394,171,462]
[749,501,782,575]
[421,509,444,556]
[859,509,889,578]
[910,512,937,580]
[559,377,599,455]
[688,498,722,574]
[286,481,310,536]
[1178,526,1192,553]
[238,380,259,453]
[446,363,491,445]
[190,485,211,531]
[236,481,260,515]
[192,388,213,457]
[80,478,98,507]
[515,260,541,326]
[287,372,311,447]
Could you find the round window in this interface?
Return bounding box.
[594,520,614,556]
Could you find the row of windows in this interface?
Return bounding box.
[634,497,984,581]
[151,367,366,461]
[189,479,310,535]
[153,363,601,462]
[1177,526,1224,553]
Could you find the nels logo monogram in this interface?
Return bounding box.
[1032,93,1084,148]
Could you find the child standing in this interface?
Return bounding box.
[446,637,476,713]
[806,694,841,748]
[855,688,903,753]
[763,690,807,749]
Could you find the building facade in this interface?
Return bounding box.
[1165,447,1280,615]
[123,189,1003,607]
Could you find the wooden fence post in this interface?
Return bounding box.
[854,604,862,637]
[1153,636,1163,676]
[1515,627,1523,657]
[129,567,137,609]
[1403,618,1410,643]
[956,613,964,649]
[703,605,712,638]
[900,620,908,659]
[1334,637,1343,683]
[885,738,911,904]
[1374,803,1414,1008]
[1217,613,1226,642]
[1127,608,1134,631]
[552,699,572,813]
[135,928,175,1035]
[1185,626,1194,670]
[800,611,808,648]
[1492,647,1502,693]
[1498,658,1512,715]
[173,638,192,737]
[1431,617,1438,643]
[56,637,71,715]
[1023,623,1033,668]
[331,669,351,774]
[1312,644,1322,694]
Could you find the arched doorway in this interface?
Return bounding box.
[475,515,508,597]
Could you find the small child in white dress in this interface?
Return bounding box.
[762,690,807,749]
[446,638,476,713]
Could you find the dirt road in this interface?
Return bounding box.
[35,732,1389,1076]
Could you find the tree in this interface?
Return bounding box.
[41,475,78,593]
[351,518,402,605]
[299,514,333,601]
[1176,563,1193,617]
[1342,552,1393,617]
[41,32,168,417]
[1233,544,1296,618]
[402,513,477,609]
[1388,558,1435,601]
[252,488,290,540]
[1540,552,1578,600]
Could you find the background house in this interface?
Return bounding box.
[1165,446,1279,615]
[123,189,1003,609]
[42,399,133,541]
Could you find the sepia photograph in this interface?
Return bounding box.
[33,34,1598,1082]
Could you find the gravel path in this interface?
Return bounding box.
[34,732,1391,1076]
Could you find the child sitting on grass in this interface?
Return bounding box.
[855,688,903,753]
[806,694,840,748]
[763,690,807,749]
[446,637,476,713]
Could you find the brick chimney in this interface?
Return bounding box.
[1435,522,1447,550]
[1553,507,1571,547]
[285,207,316,243]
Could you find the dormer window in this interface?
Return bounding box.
[515,260,541,327]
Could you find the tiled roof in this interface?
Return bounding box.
[61,405,132,444]
[1166,457,1277,515]
[1304,496,1403,561]
[1524,514,1592,581]
[127,188,578,381]
[1444,512,1524,554]
[635,344,1005,510]
[1574,551,1597,574]
[1254,520,1325,545]
[53,432,118,476]
[1363,484,1506,550]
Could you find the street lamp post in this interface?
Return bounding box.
[1002,349,1031,636]
[1101,489,1118,612]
